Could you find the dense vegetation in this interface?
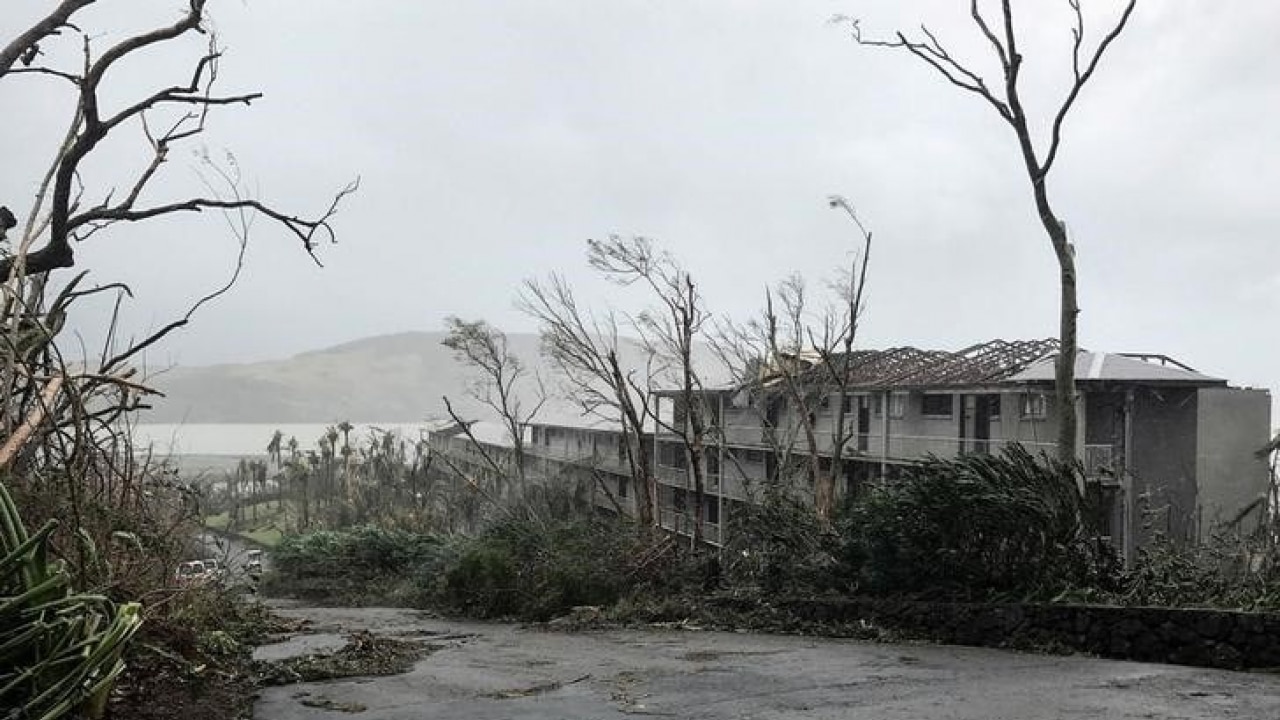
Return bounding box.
[264,445,1280,624]
[840,447,1117,599]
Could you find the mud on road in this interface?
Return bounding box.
[253,601,1280,720]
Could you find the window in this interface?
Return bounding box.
[744,449,765,464]
[842,395,855,413]
[875,393,907,418]
[819,395,831,410]
[985,395,1002,419]
[889,393,906,418]
[658,442,684,468]
[1021,393,1049,419]
[921,394,954,418]
[618,476,629,499]
[705,498,720,525]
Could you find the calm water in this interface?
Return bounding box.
[132,423,431,457]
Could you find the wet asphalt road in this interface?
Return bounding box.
[252,602,1280,720]
[195,529,268,580]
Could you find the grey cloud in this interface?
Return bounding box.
[2,0,1274,418]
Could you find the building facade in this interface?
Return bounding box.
[430,340,1273,560]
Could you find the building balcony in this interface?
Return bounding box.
[523,445,632,475]
[1083,443,1118,476]
[687,427,1120,478]
[658,509,722,546]
[655,464,719,490]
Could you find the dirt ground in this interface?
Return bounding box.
[251,600,1280,720]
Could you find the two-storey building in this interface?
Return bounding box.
[650,339,1271,557]
[427,339,1271,561]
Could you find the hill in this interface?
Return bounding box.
[140,331,717,424]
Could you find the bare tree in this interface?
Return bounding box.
[810,197,874,516]
[589,236,710,545]
[0,2,356,633]
[442,317,545,496]
[712,278,818,501]
[711,197,873,520]
[1,0,357,281]
[519,273,658,529]
[846,0,1138,462]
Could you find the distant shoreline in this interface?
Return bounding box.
[132,422,431,458]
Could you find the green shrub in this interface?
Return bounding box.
[267,517,642,619]
[1115,527,1280,610]
[268,525,448,603]
[723,491,842,596]
[443,542,519,617]
[1,478,142,720]
[440,516,635,620]
[840,445,1116,600]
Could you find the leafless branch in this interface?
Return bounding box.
[0,0,94,78]
[1041,0,1137,175]
[7,65,82,85]
[2,0,358,280]
[840,16,1013,123]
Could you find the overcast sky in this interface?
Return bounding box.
[4,1,1278,408]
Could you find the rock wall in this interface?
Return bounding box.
[768,598,1280,670]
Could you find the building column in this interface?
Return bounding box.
[1121,388,1136,567]
[880,391,890,480]
[1075,392,1088,464]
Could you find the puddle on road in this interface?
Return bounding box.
[254,633,349,662]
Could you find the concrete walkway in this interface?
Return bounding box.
[254,602,1280,720]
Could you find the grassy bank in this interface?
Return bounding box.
[204,499,295,547]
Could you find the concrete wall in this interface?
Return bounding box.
[1003,390,1058,449]
[720,447,767,501]
[1195,387,1272,533]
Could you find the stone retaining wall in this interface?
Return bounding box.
[764,598,1280,670]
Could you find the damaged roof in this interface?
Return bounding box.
[823,338,1061,388]
[679,339,1228,393]
[1008,351,1225,385]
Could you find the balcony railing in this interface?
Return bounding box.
[655,464,719,490]
[523,445,632,475]
[658,509,722,545]
[1083,444,1118,476]
[666,427,1120,477]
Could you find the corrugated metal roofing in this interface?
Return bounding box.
[1007,351,1225,385]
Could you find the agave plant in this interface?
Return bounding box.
[0,479,142,720]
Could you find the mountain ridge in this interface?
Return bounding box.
[140,330,704,425]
